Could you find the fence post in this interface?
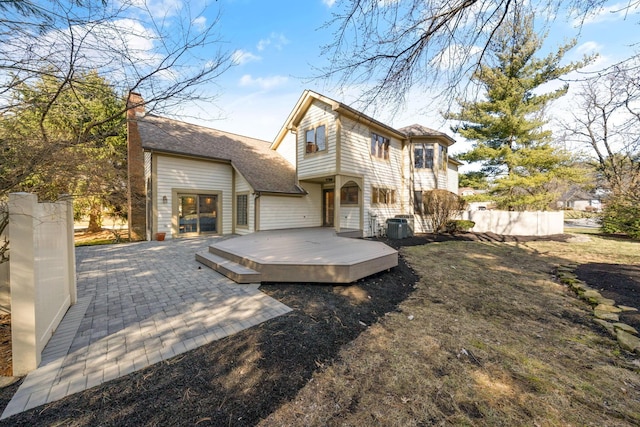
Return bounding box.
[9,193,39,375]
[63,196,77,305]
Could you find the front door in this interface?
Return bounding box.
[178,194,218,235]
[323,189,334,227]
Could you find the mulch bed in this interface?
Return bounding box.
[576,263,640,330]
[0,231,633,426]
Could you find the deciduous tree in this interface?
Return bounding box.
[566,61,640,237]
[322,0,638,108]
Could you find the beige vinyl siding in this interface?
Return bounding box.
[413,170,438,190]
[144,151,152,181]
[437,170,448,189]
[297,100,337,180]
[339,206,360,230]
[274,131,297,167]
[447,163,459,193]
[259,183,322,230]
[233,172,254,235]
[156,155,233,238]
[339,117,404,236]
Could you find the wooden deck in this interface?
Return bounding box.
[196,228,398,284]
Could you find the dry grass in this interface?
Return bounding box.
[260,237,640,426]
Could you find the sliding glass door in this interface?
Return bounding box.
[178,194,218,235]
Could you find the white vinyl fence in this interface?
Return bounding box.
[462,210,564,236]
[9,193,76,375]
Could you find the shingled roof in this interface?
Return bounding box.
[136,114,305,195]
[398,124,456,145]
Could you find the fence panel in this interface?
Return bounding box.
[9,193,76,375]
[464,210,564,236]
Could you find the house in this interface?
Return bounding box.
[557,187,603,212]
[126,90,460,240]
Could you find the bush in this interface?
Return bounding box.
[423,190,467,233]
[445,219,475,233]
[601,196,640,239]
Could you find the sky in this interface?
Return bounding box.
[161,0,639,160]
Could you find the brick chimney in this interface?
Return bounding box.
[127,92,147,241]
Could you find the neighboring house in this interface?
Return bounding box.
[127,90,460,240]
[458,187,492,211]
[558,188,603,212]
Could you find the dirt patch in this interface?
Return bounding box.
[576,263,640,330]
[0,315,10,377]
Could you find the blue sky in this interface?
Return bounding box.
[173,0,639,157]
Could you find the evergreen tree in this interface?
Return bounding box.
[0,70,127,230]
[446,11,589,210]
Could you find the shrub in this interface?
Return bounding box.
[422,190,467,233]
[601,195,640,239]
[445,219,475,233]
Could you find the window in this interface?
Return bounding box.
[305,125,326,153]
[414,191,423,214]
[178,194,218,234]
[236,194,248,227]
[440,144,448,170]
[370,132,390,159]
[340,184,359,205]
[372,187,396,205]
[414,144,434,169]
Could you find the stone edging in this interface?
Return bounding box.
[556,264,640,354]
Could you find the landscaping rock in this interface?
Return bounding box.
[594,304,623,313]
[618,305,639,312]
[616,329,640,353]
[593,309,620,322]
[593,318,616,336]
[613,323,638,335]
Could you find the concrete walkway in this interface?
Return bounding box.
[1,237,292,419]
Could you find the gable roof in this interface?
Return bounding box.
[272,90,457,149]
[272,90,405,149]
[135,114,306,195]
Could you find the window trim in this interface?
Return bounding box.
[235,192,249,228]
[340,184,359,206]
[371,186,396,206]
[414,143,434,169]
[370,132,390,160]
[305,124,327,154]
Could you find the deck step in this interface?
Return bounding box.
[196,251,261,284]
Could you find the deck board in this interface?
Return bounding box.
[198,228,398,283]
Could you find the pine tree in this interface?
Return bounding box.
[447,11,590,210]
[0,70,127,230]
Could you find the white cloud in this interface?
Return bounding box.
[572,2,640,26]
[430,44,482,70]
[322,0,337,6]
[192,16,207,31]
[257,32,290,51]
[239,74,289,90]
[576,41,602,55]
[231,49,261,65]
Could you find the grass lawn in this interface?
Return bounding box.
[261,235,640,426]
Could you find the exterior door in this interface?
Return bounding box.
[323,189,334,227]
[178,194,218,235]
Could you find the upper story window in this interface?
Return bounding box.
[370,132,390,160]
[440,144,448,170]
[414,144,434,169]
[305,125,326,153]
